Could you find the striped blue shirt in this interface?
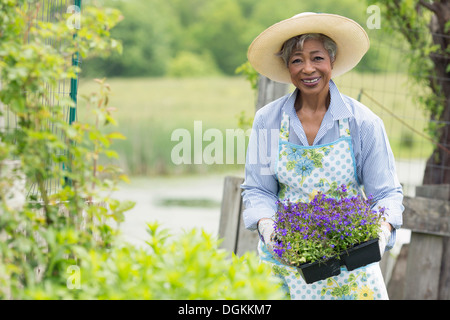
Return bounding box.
[241,80,404,250]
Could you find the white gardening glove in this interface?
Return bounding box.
[258,218,289,265]
[258,218,275,243]
[378,224,392,257]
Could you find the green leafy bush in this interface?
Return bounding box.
[0,0,129,299]
[23,223,286,300]
[167,51,222,78]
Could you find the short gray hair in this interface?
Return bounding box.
[276,33,337,67]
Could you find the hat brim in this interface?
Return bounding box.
[247,13,370,84]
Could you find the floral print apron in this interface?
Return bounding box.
[258,111,389,300]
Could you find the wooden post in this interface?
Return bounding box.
[255,75,289,112]
[219,76,288,255]
[386,244,409,299]
[416,185,450,300]
[235,200,259,256]
[404,232,443,299]
[218,176,260,255]
[439,235,450,299]
[402,185,450,299]
[218,176,244,253]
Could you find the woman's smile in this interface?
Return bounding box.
[301,76,322,86]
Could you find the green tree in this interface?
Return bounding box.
[188,0,250,75]
[167,50,221,77]
[368,0,450,184]
[82,0,179,77]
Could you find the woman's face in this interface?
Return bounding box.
[287,38,334,97]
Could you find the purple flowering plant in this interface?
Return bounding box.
[273,184,387,266]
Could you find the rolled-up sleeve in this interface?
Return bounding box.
[241,109,279,231]
[356,116,404,250]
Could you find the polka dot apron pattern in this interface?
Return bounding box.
[258,111,388,300]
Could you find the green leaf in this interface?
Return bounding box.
[106,132,126,140]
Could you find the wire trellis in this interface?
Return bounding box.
[0,0,81,198]
[334,27,450,197]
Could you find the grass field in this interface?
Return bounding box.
[77,74,433,176]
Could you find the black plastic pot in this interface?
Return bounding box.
[296,256,341,284]
[340,238,381,271]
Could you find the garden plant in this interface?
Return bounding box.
[273,185,387,267]
[0,0,284,300]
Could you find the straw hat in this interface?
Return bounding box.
[247,12,370,83]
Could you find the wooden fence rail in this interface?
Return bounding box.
[219,176,450,300]
[401,185,450,300]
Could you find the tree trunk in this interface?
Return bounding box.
[422,0,450,185]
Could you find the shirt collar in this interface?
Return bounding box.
[329,80,354,120]
[281,80,354,121]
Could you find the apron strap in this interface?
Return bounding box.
[280,112,290,142]
[338,118,351,137]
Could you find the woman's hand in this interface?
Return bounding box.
[378,222,392,256]
[258,218,290,265]
[257,218,275,243]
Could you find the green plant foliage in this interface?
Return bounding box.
[167,51,222,78]
[235,61,259,92]
[82,0,176,77]
[0,0,131,299]
[22,223,286,299]
[367,0,444,142]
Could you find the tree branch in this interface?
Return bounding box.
[418,0,439,14]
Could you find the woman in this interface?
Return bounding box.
[241,12,404,300]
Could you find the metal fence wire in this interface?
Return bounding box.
[0,0,81,198]
[334,27,450,196]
